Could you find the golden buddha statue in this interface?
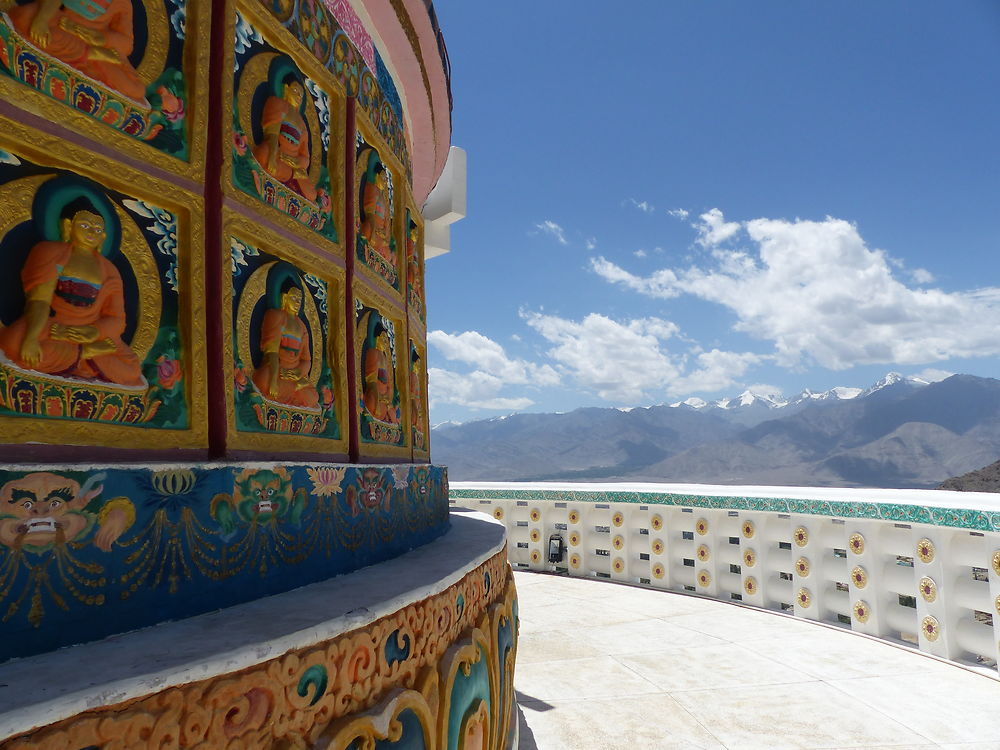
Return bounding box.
[362,329,397,423]
[359,165,393,262]
[409,349,424,429]
[252,76,319,202]
[406,223,420,299]
[0,197,144,386]
[251,281,319,408]
[9,0,148,102]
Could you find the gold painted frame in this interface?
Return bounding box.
[222,210,349,456]
[0,115,208,450]
[402,187,427,327]
[0,0,210,183]
[408,336,429,462]
[353,276,410,459]
[222,0,347,259]
[354,108,407,303]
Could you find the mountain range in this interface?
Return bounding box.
[432,373,1000,489]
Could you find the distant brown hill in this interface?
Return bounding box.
[434,374,1000,489]
[938,458,1000,493]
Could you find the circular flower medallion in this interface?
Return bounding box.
[697,544,710,562]
[613,557,625,573]
[744,576,757,595]
[743,548,757,567]
[530,529,541,543]
[849,533,865,555]
[994,594,1000,616]
[853,600,871,623]
[795,557,810,577]
[530,550,541,564]
[797,587,812,608]
[569,532,581,547]
[919,576,937,603]
[916,538,935,564]
[992,549,1000,576]
[742,520,755,539]
[570,553,581,569]
[697,569,711,587]
[793,527,809,547]
[851,566,868,589]
[652,562,665,579]
[612,511,624,527]
[921,615,941,642]
[650,514,664,531]
[529,509,541,523]
[568,510,580,524]
[652,539,665,555]
[695,518,709,536]
[493,508,504,520]
[612,534,625,551]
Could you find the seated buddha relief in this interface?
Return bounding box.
[251,276,319,409]
[362,323,397,425]
[0,196,143,387]
[251,75,319,203]
[8,0,147,102]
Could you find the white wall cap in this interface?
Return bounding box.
[424,220,450,258]
[422,146,466,225]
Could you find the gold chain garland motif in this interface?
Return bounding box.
[3,548,517,750]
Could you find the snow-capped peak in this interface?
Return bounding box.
[668,397,709,409]
[861,372,929,397]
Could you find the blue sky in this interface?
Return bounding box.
[424,1,1000,425]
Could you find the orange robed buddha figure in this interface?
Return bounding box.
[0,198,144,386]
[363,330,397,423]
[360,166,393,262]
[252,282,320,408]
[406,224,420,295]
[252,76,319,202]
[10,0,148,102]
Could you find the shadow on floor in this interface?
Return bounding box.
[516,704,538,750]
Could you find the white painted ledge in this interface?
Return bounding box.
[451,481,1000,513]
[0,511,505,741]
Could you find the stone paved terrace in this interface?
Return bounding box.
[512,571,1000,750]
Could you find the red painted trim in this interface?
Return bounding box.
[204,0,229,458]
[345,97,360,463]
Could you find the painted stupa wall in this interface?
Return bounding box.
[0,2,516,748]
[0,0,449,650]
[0,0,433,464]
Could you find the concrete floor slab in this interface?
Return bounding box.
[520,694,727,750]
[513,572,1000,750]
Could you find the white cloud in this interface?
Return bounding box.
[592,211,1000,370]
[427,368,536,411]
[913,368,953,382]
[672,349,764,395]
[745,383,783,398]
[634,249,647,258]
[519,310,758,402]
[534,220,568,245]
[591,256,681,298]
[694,208,741,247]
[428,330,559,385]
[910,268,935,284]
[427,330,559,410]
[668,208,690,220]
[521,311,680,402]
[585,237,597,250]
[626,198,656,213]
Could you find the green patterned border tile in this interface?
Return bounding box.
[449,488,1000,533]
